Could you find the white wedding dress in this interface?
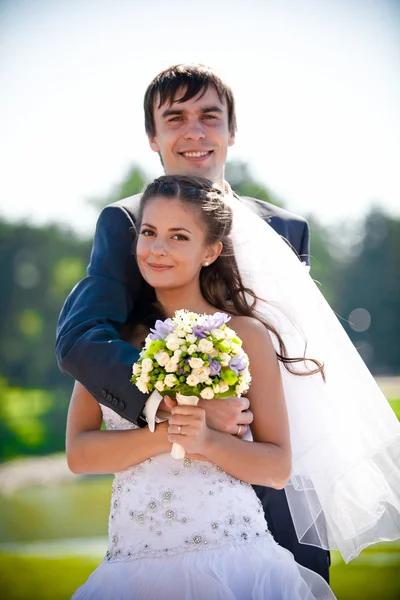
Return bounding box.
[72,406,336,600]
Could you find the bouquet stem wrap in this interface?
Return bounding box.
[171,393,199,459]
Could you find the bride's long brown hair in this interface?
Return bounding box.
[133,175,325,380]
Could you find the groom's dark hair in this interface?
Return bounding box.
[144,63,237,137]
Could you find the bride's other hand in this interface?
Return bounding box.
[168,405,211,455]
[198,396,253,438]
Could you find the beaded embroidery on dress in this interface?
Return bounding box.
[72,406,336,600]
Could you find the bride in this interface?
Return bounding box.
[67,175,399,599]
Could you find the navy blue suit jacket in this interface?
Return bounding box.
[56,193,309,425]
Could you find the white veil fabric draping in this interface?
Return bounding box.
[230,195,400,563]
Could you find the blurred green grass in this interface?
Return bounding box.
[0,554,99,600]
[389,398,400,419]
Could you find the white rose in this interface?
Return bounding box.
[141,358,154,373]
[187,344,198,355]
[211,328,225,340]
[189,357,204,369]
[165,360,178,373]
[185,333,197,344]
[209,348,219,358]
[166,334,180,351]
[200,387,214,399]
[198,338,214,353]
[137,379,149,393]
[166,332,179,342]
[164,374,177,387]
[155,380,165,392]
[224,327,236,339]
[175,328,186,338]
[240,368,252,384]
[140,373,151,383]
[236,383,247,396]
[219,381,229,393]
[187,374,200,386]
[132,363,142,376]
[192,366,210,382]
[170,350,182,364]
[219,353,231,367]
[205,378,213,385]
[154,351,170,367]
[213,383,220,394]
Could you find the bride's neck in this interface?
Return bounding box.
[155,285,215,318]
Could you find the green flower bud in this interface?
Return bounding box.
[146,340,163,356]
[217,340,231,353]
[221,368,238,386]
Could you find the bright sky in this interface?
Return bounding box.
[1,0,399,235]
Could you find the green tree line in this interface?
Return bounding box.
[0,162,399,461]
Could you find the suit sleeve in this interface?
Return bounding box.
[298,220,311,266]
[55,204,148,426]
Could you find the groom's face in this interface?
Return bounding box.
[148,86,235,183]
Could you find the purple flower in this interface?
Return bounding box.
[204,312,231,331]
[149,318,174,340]
[209,358,221,376]
[193,324,207,339]
[229,355,248,375]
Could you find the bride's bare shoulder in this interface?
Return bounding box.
[228,315,276,361]
[228,315,267,339]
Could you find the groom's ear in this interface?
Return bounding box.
[148,134,160,154]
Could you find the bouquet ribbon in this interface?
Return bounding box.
[171,393,199,459]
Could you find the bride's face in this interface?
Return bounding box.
[137,196,220,291]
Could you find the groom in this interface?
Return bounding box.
[56,63,330,581]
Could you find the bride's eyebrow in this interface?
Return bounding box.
[140,223,192,234]
[169,227,192,234]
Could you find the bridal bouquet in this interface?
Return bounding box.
[131,310,251,458]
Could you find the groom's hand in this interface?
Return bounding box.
[198,396,253,438]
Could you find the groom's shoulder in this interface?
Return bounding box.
[108,193,142,220]
[239,195,307,225]
[97,194,142,227]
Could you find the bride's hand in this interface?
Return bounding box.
[167,405,211,455]
[157,395,177,413]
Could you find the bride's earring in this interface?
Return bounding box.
[204,261,210,267]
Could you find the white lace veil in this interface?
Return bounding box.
[230,195,400,563]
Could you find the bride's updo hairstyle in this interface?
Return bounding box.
[136,175,324,379]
